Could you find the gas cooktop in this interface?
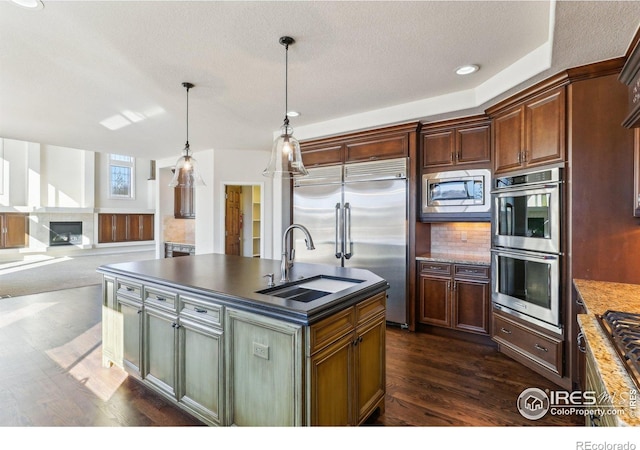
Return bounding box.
[597,310,640,388]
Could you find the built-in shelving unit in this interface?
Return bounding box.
[251,185,261,257]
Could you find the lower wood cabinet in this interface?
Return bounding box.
[307,292,386,425]
[418,261,490,335]
[98,213,154,243]
[0,212,29,249]
[101,275,386,427]
[492,309,563,378]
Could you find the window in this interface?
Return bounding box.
[109,154,135,199]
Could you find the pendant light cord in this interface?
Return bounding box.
[185,84,190,150]
[284,40,289,126]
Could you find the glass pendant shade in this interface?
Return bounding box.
[168,143,205,187]
[169,82,205,188]
[263,36,308,179]
[263,121,308,178]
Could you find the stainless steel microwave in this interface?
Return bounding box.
[422,169,491,215]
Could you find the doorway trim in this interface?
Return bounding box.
[220,181,265,258]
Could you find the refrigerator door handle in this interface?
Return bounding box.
[334,203,343,259]
[344,202,353,259]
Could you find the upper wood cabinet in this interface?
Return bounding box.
[490,86,566,174]
[0,212,29,249]
[420,115,491,170]
[300,122,420,168]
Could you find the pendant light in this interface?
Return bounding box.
[169,82,205,188]
[263,36,308,178]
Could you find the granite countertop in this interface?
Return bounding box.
[98,253,388,325]
[416,251,491,266]
[573,279,640,316]
[574,278,640,426]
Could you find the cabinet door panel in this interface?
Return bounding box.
[309,333,353,426]
[422,130,454,168]
[493,107,524,174]
[226,310,302,426]
[345,133,408,162]
[355,314,385,424]
[457,125,491,165]
[180,319,223,425]
[119,299,142,375]
[3,213,28,248]
[453,279,490,335]
[144,308,177,397]
[301,144,344,167]
[419,275,451,327]
[525,87,565,167]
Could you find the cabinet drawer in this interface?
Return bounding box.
[144,286,177,311]
[117,279,142,299]
[493,313,562,375]
[454,264,489,280]
[355,292,386,326]
[419,261,452,275]
[308,307,355,355]
[180,295,223,328]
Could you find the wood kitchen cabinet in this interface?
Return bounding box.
[98,213,154,243]
[418,261,490,336]
[420,115,491,170]
[490,86,566,174]
[492,308,563,378]
[307,292,386,426]
[0,212,29,249]
[300,122,420,167]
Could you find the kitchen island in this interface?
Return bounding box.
[98,253,388,426]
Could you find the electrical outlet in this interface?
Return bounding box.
[253,342,269,360]
[461,231,467,242]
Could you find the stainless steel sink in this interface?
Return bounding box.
[256,275,364,303]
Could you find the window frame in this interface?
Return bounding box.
[108,153,136,200]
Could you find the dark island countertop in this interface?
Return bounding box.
[98,253,389,326]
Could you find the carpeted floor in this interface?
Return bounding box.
[0,250,156,298]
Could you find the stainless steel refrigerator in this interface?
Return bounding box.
[292,158,408,326]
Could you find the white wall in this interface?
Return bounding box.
[94,151,155,211]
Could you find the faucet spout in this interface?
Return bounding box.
[281,224,315,283]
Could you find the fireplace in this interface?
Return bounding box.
[49,221,83,246]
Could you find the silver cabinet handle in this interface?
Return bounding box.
[577,332,586,353]
[535,343,548,352]
[500,327,512,335]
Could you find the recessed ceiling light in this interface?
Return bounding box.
[10,0,44,10]
[455,64,479,75]
[287,111,300,117]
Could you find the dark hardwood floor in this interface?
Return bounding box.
[0,285,582,428]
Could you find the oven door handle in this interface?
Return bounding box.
[491,183,560,195]
[490,248,558,261]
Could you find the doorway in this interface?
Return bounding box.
[224,184,263,257]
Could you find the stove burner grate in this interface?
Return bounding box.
[597,310,640,388]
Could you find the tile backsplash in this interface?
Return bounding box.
[430,222,491,255]
[163,215,195,244]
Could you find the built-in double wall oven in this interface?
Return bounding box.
[491,166,563,333]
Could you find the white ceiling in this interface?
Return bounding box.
[1,0,639,161]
